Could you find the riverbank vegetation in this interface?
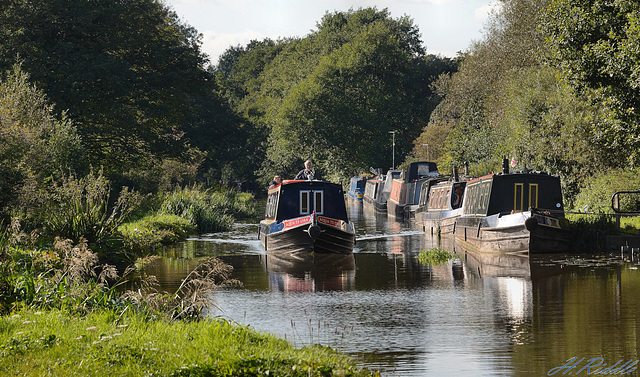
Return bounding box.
[0,310,375,377]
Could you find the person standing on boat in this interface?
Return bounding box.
[295,160,321,180]
[269,175,282,187]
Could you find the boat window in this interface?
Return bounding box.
[266,192,278,218]
[314,190,324,215]
[463,185,474,213]
[300,191,310,214]
[514,183,524,212]
[438,189,445,209]
[529,184,539,209]
[480,182,491,212]
[452,184,464,209]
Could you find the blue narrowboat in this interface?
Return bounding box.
[259,179,356,254]
[347,176,366,202]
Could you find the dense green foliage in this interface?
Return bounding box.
[2,0,638,218]
[418,248,458,266]
[542,0,640,163]
[0,0,246,190]
[215,8,457,182]
[159,187,258,233]
[417,0,640,208]
[573,169,640,214]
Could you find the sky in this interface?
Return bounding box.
[164,0,499,64]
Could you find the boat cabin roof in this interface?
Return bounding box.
[402,161,439,183]
[265,180,348,222]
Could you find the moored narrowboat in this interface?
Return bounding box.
[259,180,356,254]
[387,161,441,219]
[422,179,467,235]
[452,162,570,253]
[363,169,401,212]
[347,176,366,202]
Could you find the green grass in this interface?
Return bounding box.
[119,214,196,253]
[0,309,377,377]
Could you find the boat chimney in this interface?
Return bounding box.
[502,158,509,174]
[464,161,469,176]
[453,165,459,182]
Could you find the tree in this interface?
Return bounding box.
[542,0,640,163]
[249,8,452,180]
[0,0,239,186]
[0,64,84,221]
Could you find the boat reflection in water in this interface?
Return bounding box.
[443,237,535,344]
[261,251,356,292]
[447,237,533,279]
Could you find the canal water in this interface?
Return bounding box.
[147,201,640,376]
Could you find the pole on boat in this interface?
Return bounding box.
[389,130,397,169]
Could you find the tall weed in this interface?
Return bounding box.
[1,237,239,320]
[122,257,240,321]
[45,169,142,248]
[160,186,255,233]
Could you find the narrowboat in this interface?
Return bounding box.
[452,161,571,253]
[347,176,366,202]
[422,179,467,235]
[403,175,448,221]
[363,169,401,212]
[259,179,356,254]
[387,161,441,219]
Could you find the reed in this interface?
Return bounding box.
[159,186,257,233]
[160,186,233,233]
[566,213,619,251]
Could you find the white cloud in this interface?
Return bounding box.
[475,1,501,19]
[201,30,266,63]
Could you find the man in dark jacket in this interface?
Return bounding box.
[295,160,321,180]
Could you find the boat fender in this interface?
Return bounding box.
[307,224,322,239]
[525,217,538,231]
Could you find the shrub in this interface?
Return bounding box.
[573,168,640,214]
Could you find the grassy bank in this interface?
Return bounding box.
[0,184,377,376]
[119,187,259,254]
[0,309,376,377]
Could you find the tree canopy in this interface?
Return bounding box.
[215,7,457,182]
[542,0,640,163]
[0,0,242,189]
[416,0,639,203]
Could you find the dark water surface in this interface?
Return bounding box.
[149,202,640,376]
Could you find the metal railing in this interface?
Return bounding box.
[611,190,640,230]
